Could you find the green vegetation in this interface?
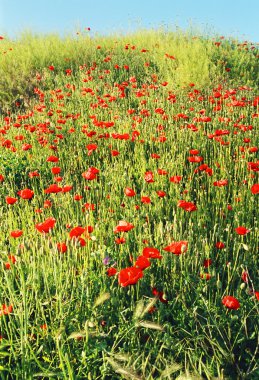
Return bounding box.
[0,29,258,112]
[0,29,258,379]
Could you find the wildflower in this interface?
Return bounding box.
[69,226,86,239]
[103,256,111,265]
[163,241,188,255]
[178,200,197,212]
[144,171,155,183]
[251,184,259,194]
[170,175,182,183]
[118,267,143,287]
[17,188,34,199]
[0,304,13,317]
[222,296,240,310]
[5,196,18,205]
[215,242,225,249]
[46,155,59,162]
[235,226,250,235]
[152,288,168,304]
[44,184,62,194]
[82,167,99,180]
[213,180,228,187]
[10,230,23,238]
[135,255,151,270]
[51,167,61,175]
[142,247,162,259]
[124,187,136,197]
[35,217,56,233]
[107,267,117,277]
[114,221,134,233]
[57,242,67,253]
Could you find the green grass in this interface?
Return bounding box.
[0,29,258,379]
[0,28,258,112]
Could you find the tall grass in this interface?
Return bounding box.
[0,29,258,379]
[0,29,258,112]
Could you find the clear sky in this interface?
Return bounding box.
[0,0,259,42]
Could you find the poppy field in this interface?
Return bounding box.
[0,30,258,379]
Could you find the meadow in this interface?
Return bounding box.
[0,29,258,379]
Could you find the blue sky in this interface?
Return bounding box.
[0,0,259,42]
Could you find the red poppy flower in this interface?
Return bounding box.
[43,200,52,208]
[235,226,250,235]
[8,255,16,264]
[251,184,259,194]
[196,164,208,172]
[114,221,134,233]
[152,288,168,304]
[10,230,23,238]
[157,169,168,175]
[74,194,83,201]
[54,176,63,183]
[141,196,151,204]
[82,167,99,180]
[124,187,136,197]
[46,155,59,162]
[2,139,13,149]
[115,237,126,244]
[118,267,143,287]
[144,171,155,183]
[170,175,182,183]
[151,153,160,159]
[189,149,200,155]
[82,203,95,211]
[57,242,67,253]
[78,237,87,246]
[156,190,166,197]
[135,255,151,270]
[203,258,212,267]
[107,267,117,277]
[241,271,248,283]
[142,247,162,259]
[62,185,73,193]
[22,143,32,151]
[111,150,120,156]
[0,304,13,317]
[85,226,93,234]
[163,240,188,255]
[5,255,16,269]
[213,180,228,187]
[5,196,18,205]
[247,162,259,172]
[17,188,34,199]
[44,184,62,194]
[215,242,225,249]
[51,167,61,175]
[48,65,55,71]
[222,296,240,310]
[69,226,86,239]
[28,171,40,178]
[177,200,197,212]
[188,156,203,163]
[35,217,56,233]
[200,273,211,280]
[248,147,258,153]
[86,143,98,156]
